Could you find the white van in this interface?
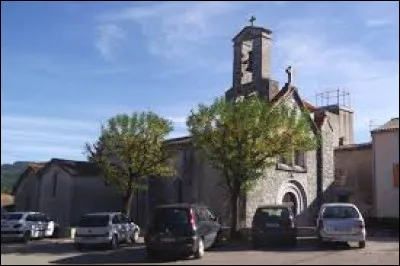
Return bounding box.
[1,212,48,242]
[74,212,140,250]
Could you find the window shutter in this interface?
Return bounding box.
[393,163,399,187]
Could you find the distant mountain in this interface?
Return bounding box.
[1,161,31,193]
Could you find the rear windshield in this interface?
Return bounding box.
[254,208,290,222]
[78,215,110,227]
[153,208,189,225]
[322,206,359,219]
[4,213,23,220]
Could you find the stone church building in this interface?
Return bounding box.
[13,23,355,230]
[149,24,354,228]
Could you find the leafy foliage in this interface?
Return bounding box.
[85,112,176,217]
[187,96,319,236]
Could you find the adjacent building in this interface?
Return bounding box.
[371,118,399,219]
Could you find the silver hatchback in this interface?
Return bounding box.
[74,212,140,250]
[317,203,366,248]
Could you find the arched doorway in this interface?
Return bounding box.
[282,192,297,215]
[276,180,307,217]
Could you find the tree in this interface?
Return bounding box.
[85,112,176,218]
[187,96,319,238]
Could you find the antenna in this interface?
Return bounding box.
[315,88,351,107]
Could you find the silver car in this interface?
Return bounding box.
[1,212,48,242]
[74,212,140,250]
[316,203,366,248]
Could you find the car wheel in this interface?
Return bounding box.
[289,237,297,247]
[252,240,260,249]
[194,237,205,259]
[359,240,366,249]
[131,230,139,243]
[211,229,223,248]
[110,235,119,250]
[146,248,156,260]
[22,231,31,243]
[74,243,84,251]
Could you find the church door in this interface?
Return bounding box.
[282,192,297,215]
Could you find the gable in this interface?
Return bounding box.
[272,86,320,137]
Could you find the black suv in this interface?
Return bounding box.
[251,205,297,248]
[145,204,222,259]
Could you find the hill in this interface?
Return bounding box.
[1,161,31,193]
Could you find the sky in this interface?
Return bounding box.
[1,1,399,164]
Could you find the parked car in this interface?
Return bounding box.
[145,204,222,259]
[316,203,366,248]
[251,204,297,248]
[74,212,140,250]
[42,215,59,238]
[1,208,7,223]
[1,212,48,242]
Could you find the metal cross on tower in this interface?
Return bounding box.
[249,16,256,26]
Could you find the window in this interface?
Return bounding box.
[279,155,292,166]
[26,214,38,222]
[120,215,129,224]
[394,163,399,187]
[153,208,190,225]
[322,206,359,219]
[112,215,120,224]
[196,208,208,222]
[79,215,110,227]
[294,151,305,168]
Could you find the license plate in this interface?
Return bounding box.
[161,237,175,243]
[265,223,279,228]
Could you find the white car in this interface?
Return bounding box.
[316,203,366,248]
[1,212,48,242]
[74,212,140,250]
[43,215,59,238]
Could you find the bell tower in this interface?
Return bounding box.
[226,18,279,102]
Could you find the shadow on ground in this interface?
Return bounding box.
[1,240,140,256]
[50,247,157,265]
[208,238,358,253]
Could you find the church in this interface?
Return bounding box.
[13,22,355,231]
[149,22,355,228]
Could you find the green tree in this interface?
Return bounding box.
[187,96,319,238]
[85,112,176,218]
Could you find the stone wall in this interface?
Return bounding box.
[245,149,318,228]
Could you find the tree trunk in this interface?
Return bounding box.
[230,191,240,239]
[123,190,134,219]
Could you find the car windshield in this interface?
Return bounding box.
[322,206,359,219]
[78,215,109,227]
[153,208,189,225]
[255,208,290,222]
[4,213,24,220]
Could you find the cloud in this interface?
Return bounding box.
[1,115,100,132]
[99,2,242,63]
[95,24,126,61]
[366,19,393,28]
[1,115,100,164]
[273,18,399,142]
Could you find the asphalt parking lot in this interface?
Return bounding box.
[1,237,399,265]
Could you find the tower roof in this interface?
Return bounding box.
[232,26,272,43]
